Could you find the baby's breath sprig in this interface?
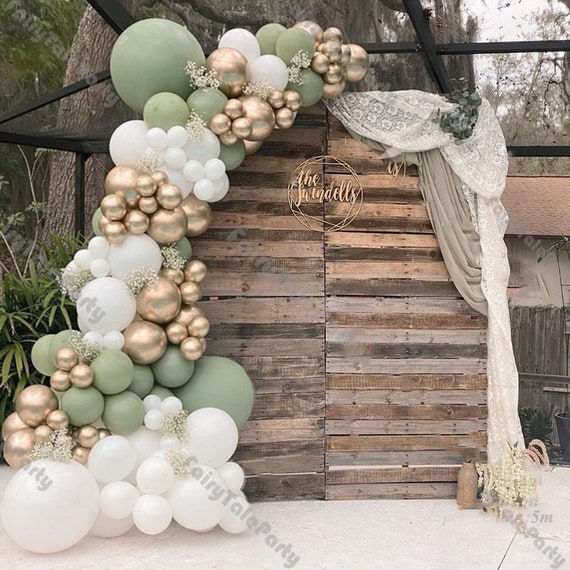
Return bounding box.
[58,266,93,302]
[288,50,311,85]
[185,109,207,142]
[185,61,221,90]
[243,80,274,100]
[124,266,159,297]
[166,448,197,477]
[29,428,72,462]
[161,245,187,271]
[69,331,102,363]
[162,409,189,440]
[137,149,162,174]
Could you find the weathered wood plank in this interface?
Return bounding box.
[326,373,487,391]
[240,418,324,443]
[326,296,483,315]
[201,272,323,296]
[252,393,325,419]
[326,389,487,405]
[326,449,484,466]
[326,466,459,484]
[239,455,324,475]
[325,482,456,500]
[326,278,461,297]
[192,240,323,258]
[326,419,487,435]
[326,404,487,420]
[326,328,486,344]
[327,357,487,374]
[326,260,450,280]
[327,343,487,359]
[245,473,325,501]
[206,338,323,357]
[202,257,323,273]
[209,323,325,339]
[236,356,324,379]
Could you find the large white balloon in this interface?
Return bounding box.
[167,465,227,531]
[250,54,289,90]
[107,234,162,279]
[1,460,99,553]
[76,277,136,334]
[217,462,245,492]
[100,481,140,520]
[90,512,134,538]
[184,129,220,164]
[110,120,149,166]
[185,408,239,468]
[125,426,162,469]
[88,435,137,484]
[133,494,172,535]
[136,456,175,495]
[218,491,250,534]
[219,28,260,63]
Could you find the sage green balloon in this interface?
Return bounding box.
[49,330,76,367]
[61,386,105,426]
[173,237,192,261]
[128,364,155,398]
[91,350,134,395]
[31,335,57,376]
[110,18,205,113]
[187,88,228,127]
[148,385,174,400]
[275,28,316,65]
[143,92,190,131]
[92,208,103,237]
[150,345,195,388]
[286,69,324,107]
[174,356,254,429]
[218,140,246,171]
[103,392,144,435]
[256,23,287,55]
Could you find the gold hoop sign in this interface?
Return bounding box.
[287,155,363,232]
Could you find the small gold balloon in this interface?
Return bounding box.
[345,44,370,82]
[267,89,285,110]
[323,79,347,99]
[55,347,79,371]
[105,165,139,195]
[33,424,53,443]
[147,207,187,244]
[104,221,127,245]
[188,316,210,338]
[179,281,202,304]
[15,385,58,428]
[98,428,111,440]
[180,336,204,361]
[294,20,324,42]
[283,90,302,112]
[160,267,185,285]
[206,48,250,98]
[244,140,263,155]
[50,369,71,392]
[323,26,343,43]
[46,409,70,430]
[72,445,90,465]
[3,428,34,468]
[275,107,295,129]
[139,196,159,215]
[123,320,167,364]
[239,95,276,141]
[70,363,94,388]
[124,209,150,234]
[321,40,342,63]
[180,195,212,237]
[199,337,207,351]
[219,131,239,146]
[151,170,169,187]
[324,62,344,84]
[175,304,205,327]
[231,116,253,139]
[100,193,127,221]
[156,183,183,210]
[98,214,110,233]
[224,98,244,119]
[311,52,330,74]
[76,425,100,448]
[184,259,208,283]
[2,412,28,441]
[210,113,232,135]
[341,43,352,65]
[136,174,157,197]
[166,322,189,345]
[137,277,182,324]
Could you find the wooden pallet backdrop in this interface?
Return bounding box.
[190,105,488,501]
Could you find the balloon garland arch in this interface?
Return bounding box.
[0,19,369,553]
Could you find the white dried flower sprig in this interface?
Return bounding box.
[70,331,102,363]
[58,266,93,302]
[29,429,72,462]
[137,149,162,174]
[185,61,221,90]
[161,409,189,440]
[161,245,187,271]
[124,266,159,296]
[243,80,274,100]
[185,109,206,142]
[166,448,197,477]
[288,50,311,85]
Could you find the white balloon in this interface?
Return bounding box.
[145,127,168,151]
[250,54,289,90]
[88,236,110,259]
[110,120,149,166]
[141,146,165,166]
[1,460,99,553]
[90,258,110,278]
[103,330,125,350]
[88,436,137,484]
[217,462,245,492]
[100,481,140,520]
[125,427,162,468]
[164,147,187,170]
[143,394,162,412]
[167,465,227,531]
[167,126,189,148]
[76,277,136,334]
[107,234,162,280]
[185,408,239,468]
[144,409,163,431]
[160,396,183,415]
[74,248,93,269]
[218,491,250,534]
[219,28,260,63]
[193,178,216,201]
[204,158,226,181]
[210,173,230,202]
[83,330,104,346]
[136,456,175,494]
[78,315,90,334]
[160,165,193,198]
[90,512,133,538]
[133,495,172,535]
[159,436,182,451]
[184,129,220,164]
[182,160,205,182]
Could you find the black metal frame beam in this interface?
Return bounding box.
[86,0,135,34]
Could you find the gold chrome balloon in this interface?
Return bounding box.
[224,98,244,119]
[324,62,344,84]
[210,113,232,135]
[101,193,127,221]
[244,140,263,155]
[206,48,250,98]
[122,320,167,364]
[76,425,99,448]
[147,207,187,244]
[70,364,94,388]
[184,259,208,283]
[267,89,285,110]
[179,281,202,304]
[231,117,253,139]
[321,40,342,63]
[199,337,207,351]
[311,52,330,74]
[50,369,71,392]
[345,44,370,82]
[33,424,53,443]
[3,428,34,468]
[98,428,111,440]
[136,174,157,197]
[180,195,212,237]
[46,409,70,431]
[294,20,324,43]
[323,79,347,99]
[139,196,159,215]
[323,26,343,43]
[104,221,127,245]
[219,131,239,146]
[156,183,183,210]
[15,385,58,428]
[72,445,90,465]
[136,276,182,324]
[123,209,150,234]
[341,43,352,65]
[160,267,185,285]
[174,304,204,327]
[239,95,275,141]
[151,170,169,188]
[98,214,111,234]
[188,316,210,338]
[55,347,79,371]
[275,107,295,129]
[283,90,302,112]
[180,336,204,361]
[166,322,189,345]
[105,166,139,195]
[2,412,28,441]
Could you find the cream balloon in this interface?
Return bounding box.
[90,512,134,538]
[183,129,221,164]
[250,54,289,90]
[109,120,149,166]
[87,435,137,484]
[218,28,260,63]
[107,234,162,279]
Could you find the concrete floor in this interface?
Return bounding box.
[1,466,569,570]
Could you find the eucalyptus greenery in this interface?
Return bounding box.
[434,78,482,143]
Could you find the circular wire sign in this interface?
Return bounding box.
[287,155,363,232]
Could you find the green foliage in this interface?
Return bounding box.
[519,407,553,448]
